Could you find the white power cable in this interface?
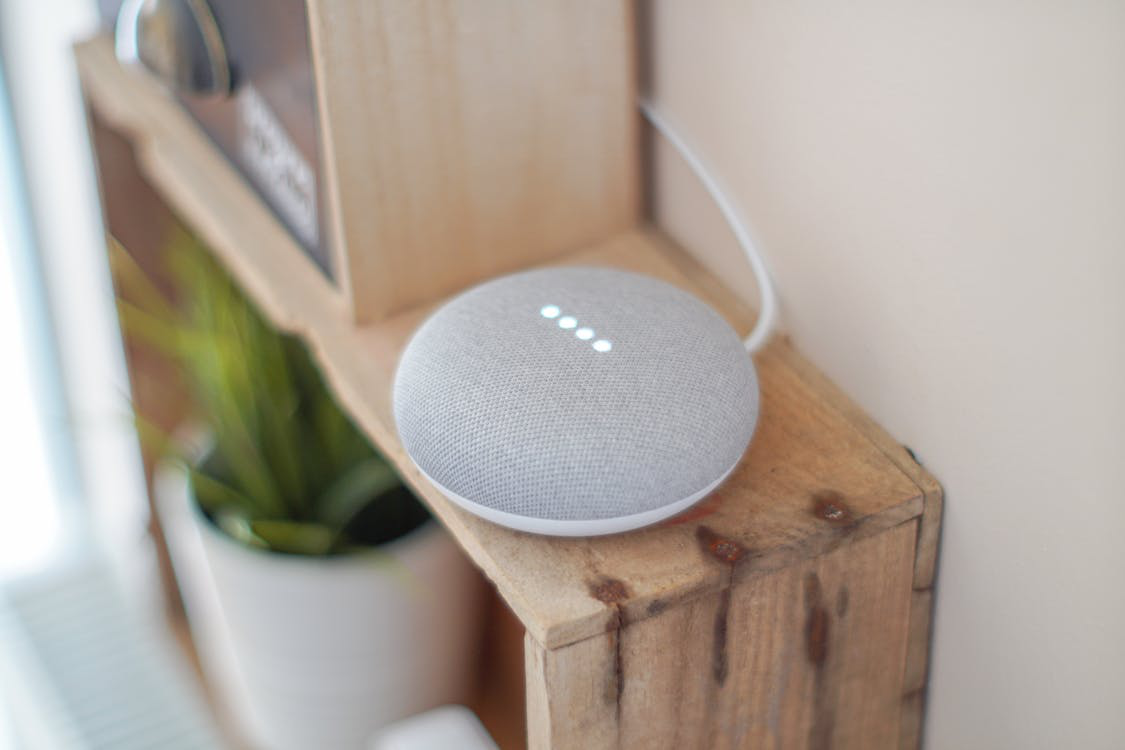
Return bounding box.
[639,99,778,354]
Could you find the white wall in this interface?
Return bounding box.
[648,3,1125,748]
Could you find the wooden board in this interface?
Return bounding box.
[307,0,640,321]
[526,521,918,749]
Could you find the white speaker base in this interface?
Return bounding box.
[411,458,740,537]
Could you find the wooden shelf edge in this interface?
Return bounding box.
[76,34,938,657]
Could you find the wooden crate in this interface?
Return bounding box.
[76,32,940,750]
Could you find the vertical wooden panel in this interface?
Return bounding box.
[307,0,640,321]
[473,590,528,750]
[770,343,944,749]
[526,629,619,750]
[527,522,917,749]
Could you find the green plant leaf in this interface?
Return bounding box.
[108,235,179,322]
[249,520,336,555]
[213,509,268,549]
[113,228,422,555]
[131,408,182,464]
[189,468,256,517]
[314,457,402,531]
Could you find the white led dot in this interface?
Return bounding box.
[593,339,613,352]
[575,327,594,340]
[540,305,560,319]
[558,316,578,329]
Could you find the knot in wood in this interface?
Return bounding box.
[589,577,630,605]
[812,490,853,525]
[821,504,845,521]
[709,539,745,564]
[695,525,746,565]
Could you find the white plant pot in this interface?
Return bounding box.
[154,459,484,750]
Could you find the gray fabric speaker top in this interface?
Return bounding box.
[393,267,759,536]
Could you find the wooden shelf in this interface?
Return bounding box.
[77,34,941,749]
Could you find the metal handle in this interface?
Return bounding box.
[114,0,230,96]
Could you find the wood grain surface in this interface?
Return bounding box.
[527,522,918,749]
[307,0,640,321]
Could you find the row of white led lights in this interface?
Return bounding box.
[539,305,613,352]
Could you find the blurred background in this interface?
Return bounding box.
[1,2,1124,749]
[0,4,505,749]
[0,0,200,746]
[0,1,220,746]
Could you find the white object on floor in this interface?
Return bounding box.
[369,705,498,750]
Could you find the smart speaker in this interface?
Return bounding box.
[393,267,760,537]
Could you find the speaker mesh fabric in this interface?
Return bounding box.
[393,267,759,527]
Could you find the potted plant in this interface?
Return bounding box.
[113,233,484,750]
